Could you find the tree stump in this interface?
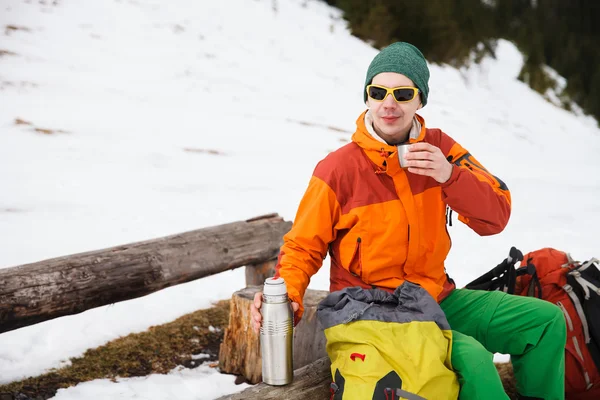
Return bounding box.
[218,286,329,384]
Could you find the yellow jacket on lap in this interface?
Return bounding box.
[317,282,459,400]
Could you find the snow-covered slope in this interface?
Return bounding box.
[1,0,599,397]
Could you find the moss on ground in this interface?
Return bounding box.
[0,300,230,400]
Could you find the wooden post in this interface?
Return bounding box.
[245,259,278,286]
[218,286,329,384]
[0,214,292,334]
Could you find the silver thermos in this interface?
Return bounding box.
[260,277,294,385]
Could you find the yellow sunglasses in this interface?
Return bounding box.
[366,84,420,103]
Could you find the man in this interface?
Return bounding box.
[251,42,566,400]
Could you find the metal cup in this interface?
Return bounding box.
[397,143,411,168]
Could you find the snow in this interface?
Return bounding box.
[51,364,249,400]
[1,0,599,398]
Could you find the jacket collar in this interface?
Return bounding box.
[351,110,427,173]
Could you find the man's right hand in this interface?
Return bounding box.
[251,291,300,334]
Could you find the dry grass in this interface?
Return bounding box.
[497,362,517,399]
[5,25,31,36]
[0,300,230,400]
[14,118,32,126]
[183,147,227,156]
[0,82,38,91]
[0,50,18,57]
[1,208,26,213]
[13,118,68,135]
[285,118,352,134]
[33,128,68,135]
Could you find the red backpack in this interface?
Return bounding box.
[466,247,600,399]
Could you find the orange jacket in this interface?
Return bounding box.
[275,111,511,321]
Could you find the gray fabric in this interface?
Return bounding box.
[316,281,450,331]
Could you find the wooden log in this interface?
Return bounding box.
[293,289,329,370]
[0,214,292,334]
[216,357,517,400]
[218,286,329,384]
[215,356,331,400]
[245,259,277,286]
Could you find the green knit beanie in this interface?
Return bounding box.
[364,42,430,106]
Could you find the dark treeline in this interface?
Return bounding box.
[324,0,600,123]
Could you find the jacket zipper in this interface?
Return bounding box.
[443,209,453,251]
[445,205,453,227]
[357,238,363,277]
[349,237,362,277]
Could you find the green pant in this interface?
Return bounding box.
[440,289,567,400]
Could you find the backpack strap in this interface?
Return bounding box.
[516,260,543,299]
[562,252,580,268]
[526,274,542,298]
[575,257,599,273]
[384,388,427,400]
[563,283,591,343]
[570,269,600,300]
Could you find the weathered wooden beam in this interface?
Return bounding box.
[216,357,517,400]
[0,214,291,334]
[215,356,331,400]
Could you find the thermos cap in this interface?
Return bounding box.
[263,277,287,296]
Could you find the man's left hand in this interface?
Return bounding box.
[403,142,453,184]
